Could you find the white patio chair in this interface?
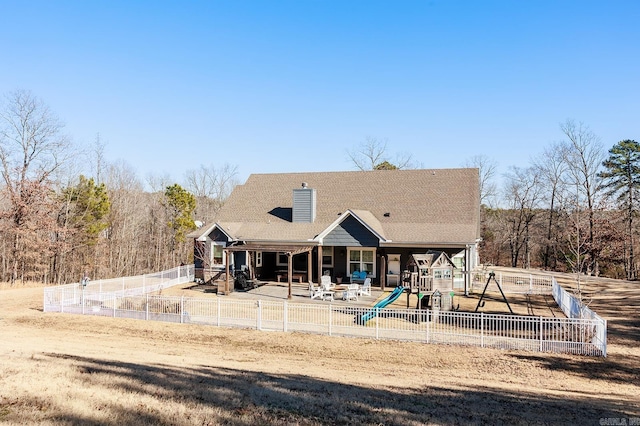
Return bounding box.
[343,284,359,301]
[321,275,335,291]
[309,281,324,300]
[357,277,371,297]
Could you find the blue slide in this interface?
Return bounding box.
[357,286,405,324]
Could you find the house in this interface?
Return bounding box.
[189,168,481,297]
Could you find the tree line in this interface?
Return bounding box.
[477,122,640,281]
[347,130,640,281]
[0,90,237,285]
[2,90,637,285]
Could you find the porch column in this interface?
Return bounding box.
[316,247,323,284]
[464,245,471,296]
[380,255,386,291]
[224,250,230,295]
[287,252,293,300]
[307,248,313,283]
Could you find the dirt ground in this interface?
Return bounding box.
[1,269,639,425]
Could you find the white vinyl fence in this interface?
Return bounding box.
[551,280,607,355]
[471,270,554,294]
[43,266,606,357]
[43,265,194,312]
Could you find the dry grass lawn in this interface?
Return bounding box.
[1,269,639,425]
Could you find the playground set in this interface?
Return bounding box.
[357,250,461,324]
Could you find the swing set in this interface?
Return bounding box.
[474,271,514,314]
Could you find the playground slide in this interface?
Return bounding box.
[357,286,405,324]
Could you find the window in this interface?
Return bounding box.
[256,251,263,267]
[321,246,334,267]
[434,268,451,279]
[211,242,226,265]
[348,248,376,277]
[452,255,464,280]
[277,252,288,266]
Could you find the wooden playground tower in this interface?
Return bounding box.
[404,251,456,310]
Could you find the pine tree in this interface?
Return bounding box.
[599,139,640,280]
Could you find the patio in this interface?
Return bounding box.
[177,280,385,308]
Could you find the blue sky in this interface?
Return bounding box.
[1,0,639,187]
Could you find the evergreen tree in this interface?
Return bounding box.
[164,184,197,260]
[64,175,111,246]
[599,139,640,280]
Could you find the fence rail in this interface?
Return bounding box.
[42,266,606,357]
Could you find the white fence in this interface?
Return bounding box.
[42,265,606,357]
[552,280,607,356]
[471,270,554,294]
[50,295,605,356]
[43,265,194,312]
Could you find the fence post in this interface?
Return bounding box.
[328,304,332,336]
[603,319,608,357]
[375,308,379,340]
[180,296,184,324]
[216,297,221,327]
[539,316,543,352]
[146,295,149,321]
[283,301,288,332]
[481,312,484,348]
[81,286,85,315]
[530,275,533,293]
[426,309,430,343]
[257,300,262,330]
[113,294,116,318]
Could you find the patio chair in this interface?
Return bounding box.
[357,277,372,297]
[309,282,324,300]
[321,275,335,291]
[343,284,359,301]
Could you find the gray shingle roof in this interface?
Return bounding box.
[213,168,480,246]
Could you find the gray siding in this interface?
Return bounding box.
[292,188,316,222]
[324,216,379,247]
[209,228,230,243]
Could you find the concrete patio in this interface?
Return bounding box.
[184,280,386,308]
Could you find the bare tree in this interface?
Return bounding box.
[502,166,542,268]
[103,160,148,277]
[0,90,72,283]
[347,136,414,170]
[560,119,605,276]
[184,163,238,222]
[91,133,107,185]
[464,154,498,207]
[532,143,568,270]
